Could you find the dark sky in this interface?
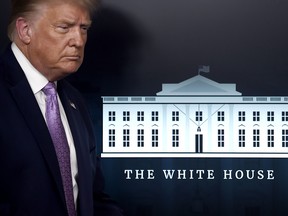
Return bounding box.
[1,0,288,96]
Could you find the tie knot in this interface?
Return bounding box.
[42,82,57,96]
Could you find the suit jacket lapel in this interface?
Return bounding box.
[4,47,67,208]
[58,81,94,216]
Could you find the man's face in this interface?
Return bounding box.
[27,3,91,81]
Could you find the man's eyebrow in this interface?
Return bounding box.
[82,20,92,27]
[55,18,92,26]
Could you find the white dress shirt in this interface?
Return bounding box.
[11,43,79,206]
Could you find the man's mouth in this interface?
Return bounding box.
[65,56,81,61]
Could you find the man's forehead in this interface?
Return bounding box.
[39,1,91,13]
[41,2,91,21]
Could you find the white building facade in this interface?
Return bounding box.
[102,75,288,157]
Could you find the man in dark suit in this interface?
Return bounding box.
[0,0,123,215]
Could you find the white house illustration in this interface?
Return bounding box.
[101,75,288,158]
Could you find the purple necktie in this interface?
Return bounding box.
[42,82,76,216]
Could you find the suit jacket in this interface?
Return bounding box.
[0,46,123,216]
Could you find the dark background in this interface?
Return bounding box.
[1,0,288,215]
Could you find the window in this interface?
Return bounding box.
[196,111,203,122]
[172,111,179,121]
[217,111,225,121]
[267,111,274,121]
[253,111,260,121]
[238,111,245,121]
[137,129,144,147]
[123,129,130,147]
[137,111,144,121]
[172,129,179,147]
[152,111,159,121]
[108,129,115,147]
[123,111,130,121]
[282,112,288,121]
[253,129,260,147]
[108,111,115,121]
[282,129,288,147]
[239,129,245,147]
[152,129,158,147]
[268,129,274,147]
[218,129,224,147]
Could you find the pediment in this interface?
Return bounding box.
[157,75,242,96]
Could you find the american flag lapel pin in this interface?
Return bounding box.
[69,101,77,110]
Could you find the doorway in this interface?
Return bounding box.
[195,134,203,153]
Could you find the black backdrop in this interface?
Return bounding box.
[1,0,288,215]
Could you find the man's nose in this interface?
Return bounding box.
[69,28,86,47]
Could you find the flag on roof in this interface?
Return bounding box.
[198,65,210,74]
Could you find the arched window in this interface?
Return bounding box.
[108,124,115,147]
[238,125,246,147]
[172,125,179,147]
[217,124,224,147]
[267,125,274,148]
[152,125,159,147]
[282,125,288,147]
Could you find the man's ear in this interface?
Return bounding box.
[15,17,32,44]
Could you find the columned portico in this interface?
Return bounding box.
[102,75,288,158]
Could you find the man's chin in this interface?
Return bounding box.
[63,69,78,77]
[64,64,81,74]
[52,68,79,81]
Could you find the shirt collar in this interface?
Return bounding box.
[11,42,50,94]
